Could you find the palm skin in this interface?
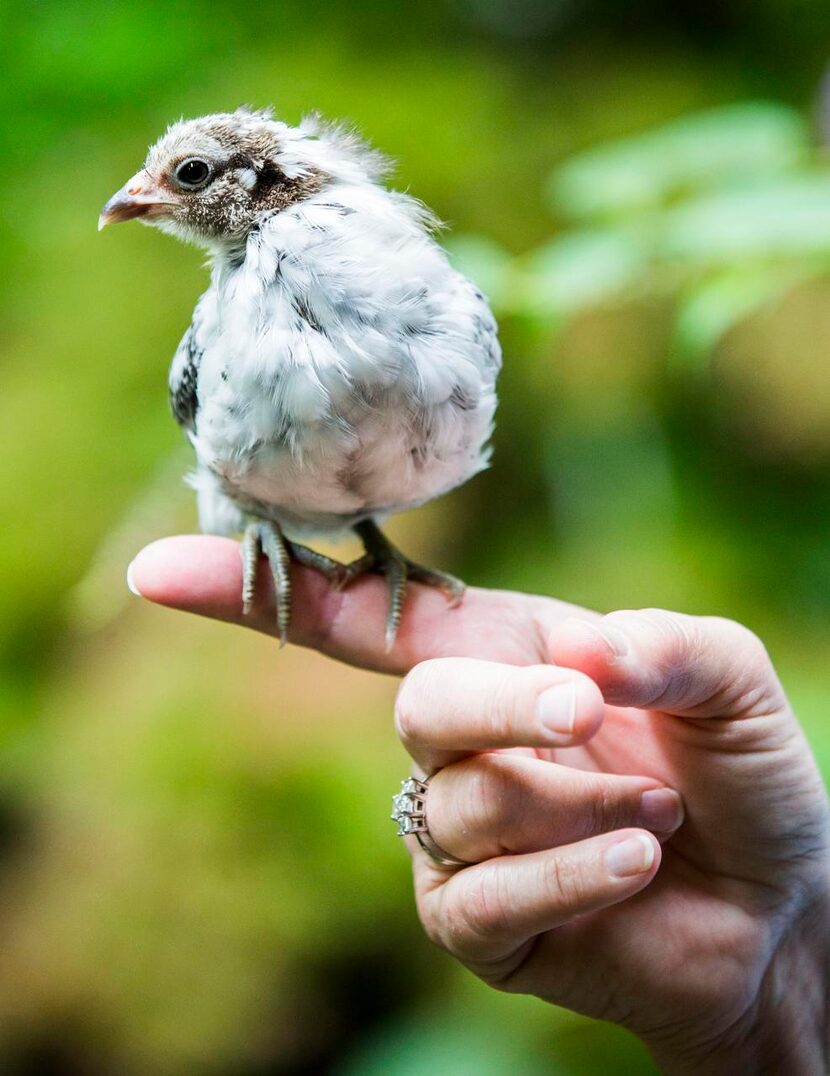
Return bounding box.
[129,536,830,1073]
[487,669,830,1066]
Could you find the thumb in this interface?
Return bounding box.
[547,608,788,720]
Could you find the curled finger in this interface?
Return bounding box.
[395,657,606,772]
[423,754,683,864]
[417,829,661,967]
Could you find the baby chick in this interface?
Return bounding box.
[100,108,501,648]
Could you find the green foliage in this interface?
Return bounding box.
[672,265,807,365]
[458,102,830,369]
[547,102,810,219]
[515,228,650,316]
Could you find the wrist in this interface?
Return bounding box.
[646,894,830,1075]
[647,1012,826,1076]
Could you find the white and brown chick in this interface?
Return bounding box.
[100,108,501,648]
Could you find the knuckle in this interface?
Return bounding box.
[603,608,785,717]
[634,609,770,675]
[711,618,769,667]
[453,755,514,837]
[607,607,686,645]
[416,899,446,951]
[454,871,511,946]
[394,658,461,746]
[586,779,630,836]
[393,688,418,747]
[484,669,524,740]
[542,853,585,915]
[632,608,694,654]
[706,618,784,715]
[394,663,434,744]
[434,898,466,954]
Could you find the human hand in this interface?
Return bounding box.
[129,537,830,1074]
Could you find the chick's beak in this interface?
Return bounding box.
[98,171,175,231]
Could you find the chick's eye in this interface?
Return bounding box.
[175,158,211,189]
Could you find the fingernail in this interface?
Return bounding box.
[596,622,629,657]
[126,560,142,597]
[606,835,655,878]
[639,789,684,833]
[536,681,577,742]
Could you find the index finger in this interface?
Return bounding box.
[128,535,583,675]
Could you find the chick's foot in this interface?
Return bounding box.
[340,519,466,651]
[242,521,346,645]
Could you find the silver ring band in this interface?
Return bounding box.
[391,776,470,868]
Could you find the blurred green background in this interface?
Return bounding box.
[3,1,830,1072]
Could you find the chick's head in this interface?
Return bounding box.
[99,108,329,247]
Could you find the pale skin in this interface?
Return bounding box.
[129,536,830,1074]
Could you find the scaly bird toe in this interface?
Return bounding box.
[341,520,467,650]
[242,521,348,646]
[285,541,348,588]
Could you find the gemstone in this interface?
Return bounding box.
[393,780,426,836]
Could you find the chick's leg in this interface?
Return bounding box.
[341,520,466,650]
[242,521,345,646]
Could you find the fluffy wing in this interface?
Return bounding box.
[168,296,211,434]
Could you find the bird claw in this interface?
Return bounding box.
[242,521,292,645]
[342,521,466,648]
[242,519,465,649]
[241,522,348,645]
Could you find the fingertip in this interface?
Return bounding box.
[127,535,245,615]
[570,672,606,743]
[604,829,662,881]
[126,558,141,596]
[533,667,605,747]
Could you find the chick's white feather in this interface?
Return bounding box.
[161,110,501,540]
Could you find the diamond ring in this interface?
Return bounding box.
[391,776,470,868]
